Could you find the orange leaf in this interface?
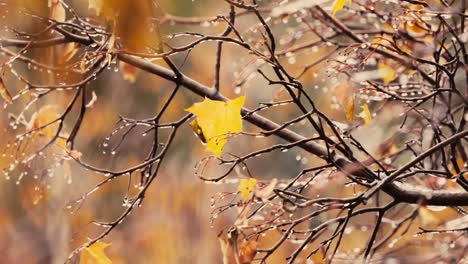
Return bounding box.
[309,249,324,264]
[239,241,257,264]
[119,61,138,83]
[449,158,464,176]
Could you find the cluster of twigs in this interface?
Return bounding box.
[0,0,467,263]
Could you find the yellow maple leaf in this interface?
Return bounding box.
[185,96,245,157]
[357,104,371,127]
[332,0,352,15]
[238,178,257,201]
[80,242,112,264]
[378,62,396,84]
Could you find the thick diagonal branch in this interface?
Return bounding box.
[118,54,468,206]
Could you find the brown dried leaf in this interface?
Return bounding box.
[0,78,13,104]
[218,230,239,264]
[255,178,277,200]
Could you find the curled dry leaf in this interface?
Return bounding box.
[219,229,257,264]
[86,91,98,108]
[218,229,239,264]
[0,77,13,104]
[255,178,277,200]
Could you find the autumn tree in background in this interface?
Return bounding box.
[0,0,467,263]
